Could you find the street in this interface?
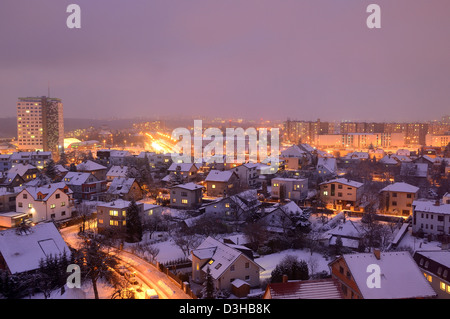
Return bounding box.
[60,224,192,299]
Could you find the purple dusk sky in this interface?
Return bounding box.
[0,0,449,122]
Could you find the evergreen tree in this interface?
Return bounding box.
[69,162,77,172]
[44,160,57,180]
[201,266,215,299]
[126,200,143,243]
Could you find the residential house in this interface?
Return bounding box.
[316,157,337,179]
[280,145,310,171]
[5,164,40,183]
[170,182,204,209]
[443,193,450,204]
[0,155,12,172]
[258,201,310,234]
[96,199,144,235]
[413,250,450,299]
[9,151,52,169]
[16,182,74,223]
[229,163,260,189]
[0,222,70,274]
[0,211,30,229]
[271,177,308,202]
[106,165,129,182]
[263,278,344,299]
[204,170,240,197]
[191,236,264,295]
[109,150,132,166]
[162,163,199,185]
[412,199,450,238]
[379,182,419,217]
[76,160,108,180]
[329,250,436,299]
[0,186,21,212]
[105,177,143,202]
[322,218,364,250]
[63,171,107,201]
[319,178,364,211]
[202,189,261,224]
[0,171,25,188]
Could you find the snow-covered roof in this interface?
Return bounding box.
[281,145,307,158]
[415,250,450,269]
[231,278,250,288]
[339,251,436,299]
[22,182,72,201]
[344,152,369,159]
[379,155,399,165]
[0,222,70,274]
[266,279,344,299]
[109,150,131,157]
[319,178,363,188]
[106,177,137,195]
[106,165,128,177]
[55,164,68,173]
[8,163,36,177]
[168,163,197,172]
[97,199,133,210]
[76,160,107,172]
[317,157,337,173]
[413,200,450,215]
[380,182,419,194]
[63,172,96,185]
[170,182,204,191]
[205,170,236,182]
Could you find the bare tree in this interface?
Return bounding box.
[172,231,203,257]
[76,202,96,233]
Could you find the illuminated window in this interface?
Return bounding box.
[110,220,119,226]
[50,204,56,209]
[148,210,153,216]
[323,191,328,196]
[212,185,216,189]
[61,202,66,207]
[98,219,103,224]
[109,210,119,216]
[273,183,279,187]
[182,199,188,204]
[440,282,446,291]
[28,203,33,208]
[427,275,432,282]
[225,203,230,208]
[208,259,214,265]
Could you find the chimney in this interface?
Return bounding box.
[434,200,440,206]
[282,274,288,283]
[373,249,381,260]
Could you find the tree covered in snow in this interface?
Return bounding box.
[270,255,309,283]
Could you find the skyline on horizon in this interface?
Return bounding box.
[1,1,450,122]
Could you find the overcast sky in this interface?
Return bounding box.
[1,0,449,122]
